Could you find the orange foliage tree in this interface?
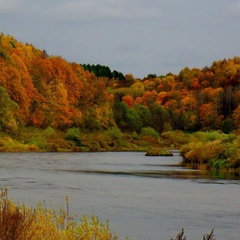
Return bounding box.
[199,103,222,129]
[232,104,240,129]
[30,57,83,128]
[122,95,134,107]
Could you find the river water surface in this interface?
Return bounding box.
[0,151,239,240]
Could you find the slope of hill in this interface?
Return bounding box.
[1,33,240,172]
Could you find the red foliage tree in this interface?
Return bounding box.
[122,95,134,108]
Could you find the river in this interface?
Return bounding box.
[0,151,239,240]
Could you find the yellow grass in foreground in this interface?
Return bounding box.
[0,189,118,240]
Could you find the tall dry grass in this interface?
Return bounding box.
[0,189,117,240]
[181,141,224,165]
[0,189,218,240]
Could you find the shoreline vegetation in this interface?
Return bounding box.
[0,189,216,240]
[0,34,240,175]
[0,128,240,173]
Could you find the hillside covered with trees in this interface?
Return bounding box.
[0,33,240,171]
[1,33,240,133]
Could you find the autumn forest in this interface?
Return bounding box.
[1,33,240,171]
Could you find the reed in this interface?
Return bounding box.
[171,229,215,240]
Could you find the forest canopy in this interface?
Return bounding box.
[1,33,240,135]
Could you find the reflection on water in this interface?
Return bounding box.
[0,151,239,240]
[210,170,240,180]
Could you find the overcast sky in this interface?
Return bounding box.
[1,0,240,78]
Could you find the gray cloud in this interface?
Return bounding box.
[0,0,240,78]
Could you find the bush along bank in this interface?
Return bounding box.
[180,131,240,172]
[1,127,240,173]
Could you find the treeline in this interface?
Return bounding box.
[1,33,240,136]
[81,63,125,80]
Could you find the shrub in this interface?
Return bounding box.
[140,136,159,146]
[145,148,173,156]
[95,136,110,150]
[106,127,123,139]
[211,159,228,170]
[204,131,225,141]
[181,140,225,166]
[141,127,159,139]
[192,131,228,142]
[223,140,240,169]
[132,131,140,140]
[180,132,240,171]
[0,189,118,240]
[87,140,101,152]
[0,137,39,152]
[23,127,74,151]
[0,189,35,240]
[65,127,83,146]
[161,131,191,147]
[43,126,56,136]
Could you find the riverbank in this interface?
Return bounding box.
[179,131,240,173]
[0,127,184,153]
[1,128,240,172]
